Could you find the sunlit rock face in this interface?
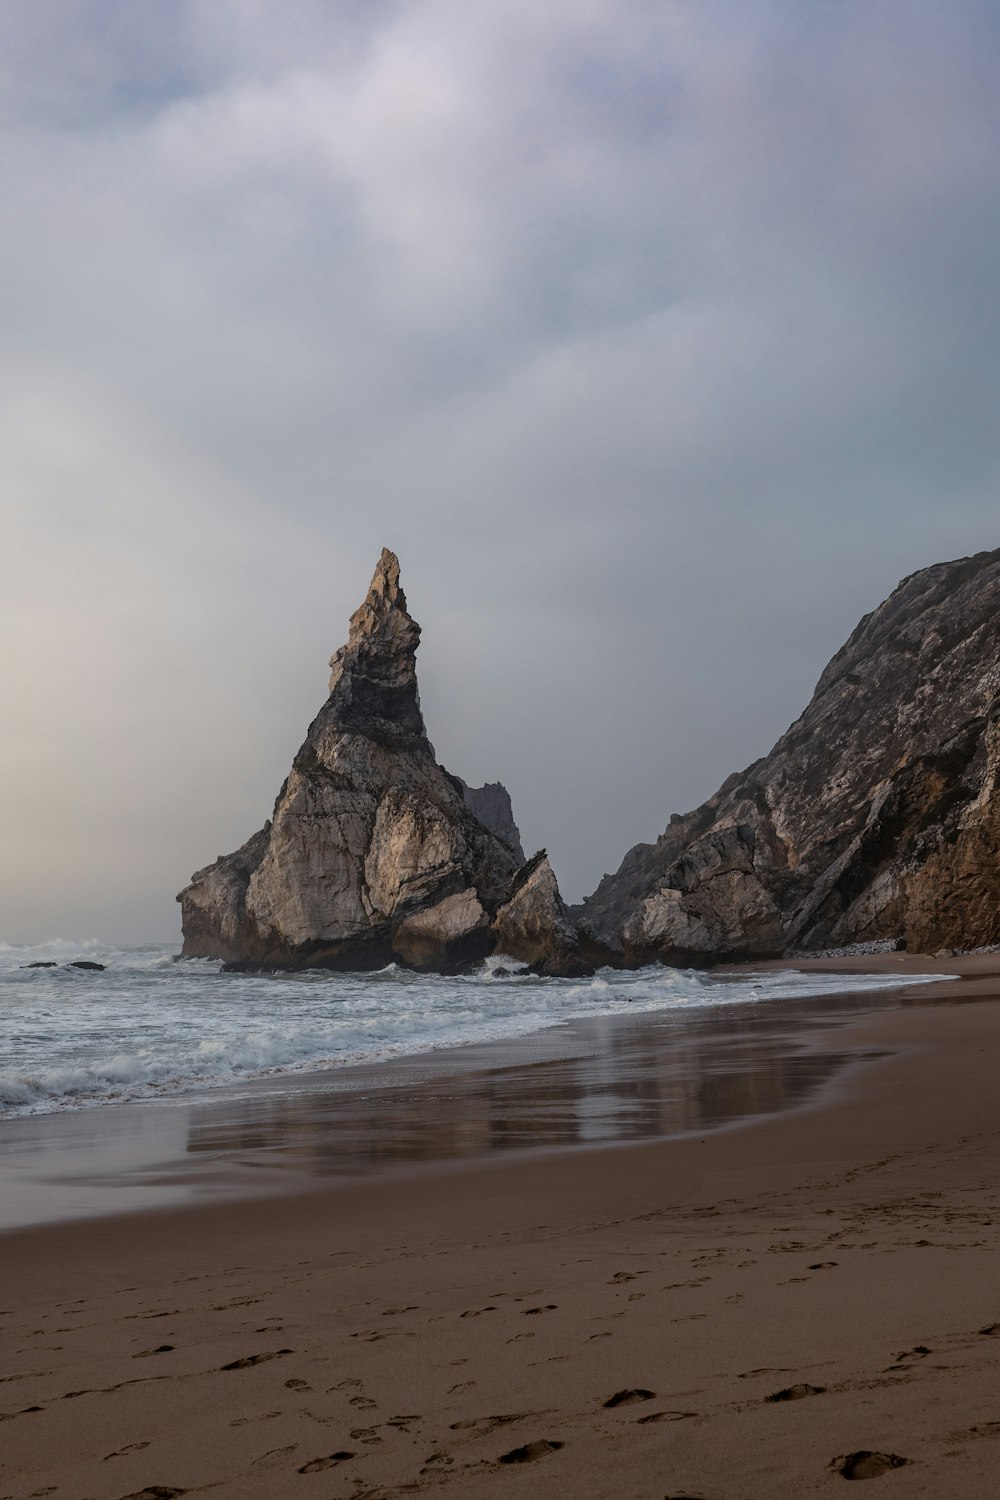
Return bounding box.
[576,547,1000,962]
[178,549,540,972]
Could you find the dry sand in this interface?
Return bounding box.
[4,957,1000,1498]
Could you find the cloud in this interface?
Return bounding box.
[2,0,1000,937]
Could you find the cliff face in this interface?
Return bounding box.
[576,548,1000,961]
[178,550,583,973]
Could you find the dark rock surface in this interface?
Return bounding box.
[178,550,576,973]
[454,778,525,863]
[576,548,1000,962]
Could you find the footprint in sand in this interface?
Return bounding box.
[833,1451,909,1480]
[103,1441,151,1460]
[118,1489,187,1499]
[766,1384,826,1402]
[451,1413,539,1436]
[498,1440,564,1464]
[809,1261,839,1270]
[886,1344,931,1370]
[460,1306,497,1317]
[251,1445,297,1468]
[221,1349,292,1370]
[421,1453,454,1471]
[604,1388,655,1408]
[284,1378,311,1390]
[637,1411,697,1425]
[297,1451,355,1473]
[524,1305,558,1315]
[133,1346,174,1358]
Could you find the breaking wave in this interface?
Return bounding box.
[0,941,946,1119]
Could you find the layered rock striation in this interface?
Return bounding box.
[576,548,1000,962]
[179,550,586,975]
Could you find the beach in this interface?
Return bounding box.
[3,957,1000,1498]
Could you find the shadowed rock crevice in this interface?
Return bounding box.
[178,550,584,974]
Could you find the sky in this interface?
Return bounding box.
[4,0,1000,942]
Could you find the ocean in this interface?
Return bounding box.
[0,938,944,1121]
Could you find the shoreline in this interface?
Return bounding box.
[0,958,965,1235]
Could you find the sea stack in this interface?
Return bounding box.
[575,548,1000,963]
[178,549,587,975]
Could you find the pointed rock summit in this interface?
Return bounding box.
[178,550,587,975]
[326,547,426,745]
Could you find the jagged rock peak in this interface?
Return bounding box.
[455,778,525,863]
[325,546,426,746]
[179,547,588,973]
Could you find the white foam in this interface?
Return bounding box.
[0,941,951,1119]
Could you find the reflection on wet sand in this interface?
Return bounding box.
[0,984,927,1231]
[184,992,892,1179]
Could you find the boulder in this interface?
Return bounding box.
[492,852,593,977]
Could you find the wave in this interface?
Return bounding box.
[0,949,952,1120]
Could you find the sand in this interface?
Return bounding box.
[4,957,1000,1498]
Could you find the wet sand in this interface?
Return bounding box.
[3,957,1000,1497]
[0,976,920,1233]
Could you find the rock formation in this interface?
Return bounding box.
[575,548,1000,962]
[178,549,584,974]
[455,779,525,863]
[491,852,591,977]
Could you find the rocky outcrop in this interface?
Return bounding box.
[491,852,591,977]
[178,549,579,973]
[455,779,525,863]
[576,548,1000,961]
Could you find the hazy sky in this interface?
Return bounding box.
[4,1,1000,942]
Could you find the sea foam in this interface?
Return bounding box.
[0,941,946,1119]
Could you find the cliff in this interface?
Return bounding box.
[576,548,1000,962]
[178,549,584,974]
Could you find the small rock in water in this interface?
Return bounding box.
[22,961,58,968]
[68,960,106,971]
